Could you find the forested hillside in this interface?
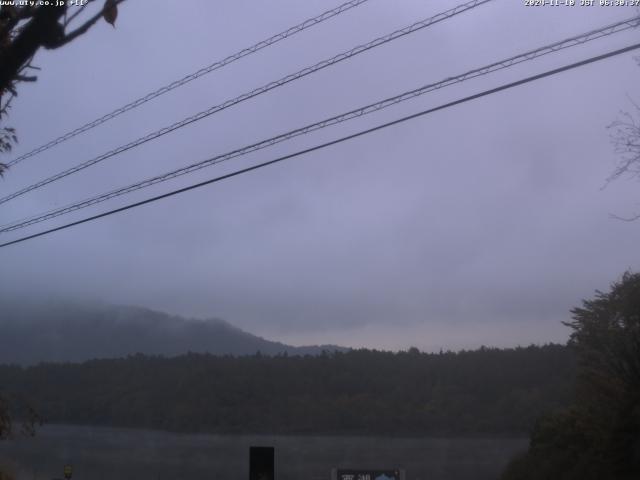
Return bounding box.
[0,345,575,436]
[0,300,345,363]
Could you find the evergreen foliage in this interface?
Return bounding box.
[0,344,574,436]
[501,272,640,480]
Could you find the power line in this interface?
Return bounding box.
[5,0,374,169]
[0,0,493,206]
[2,41,638,250]
[2,15,637,234]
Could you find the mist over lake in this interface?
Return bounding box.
[1,0,638,478]
[0,425,527,480]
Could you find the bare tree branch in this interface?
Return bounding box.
[607,100,640,184]
[606,59,640,221]
[0,0,125,173]
[64,0,96,28]
[609,212,640,222]
[14,74,36,82]
[53,0,126,48]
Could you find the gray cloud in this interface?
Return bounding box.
[0,0,638,351]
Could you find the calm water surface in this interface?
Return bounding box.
[0,425,527,480]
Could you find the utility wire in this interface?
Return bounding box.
[1,15,637,233]
[0,0,493,205]
[5,0,374,168]
[1,41,639,250]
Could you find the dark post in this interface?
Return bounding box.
[249,446,274,480]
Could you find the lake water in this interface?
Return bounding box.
[0,425,527,480]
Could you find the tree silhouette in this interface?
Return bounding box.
[502,272,640,480]
[0,0,124,176]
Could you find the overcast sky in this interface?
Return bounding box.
[0,0,639,351]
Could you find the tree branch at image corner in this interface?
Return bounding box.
[607,57,640,221]
[0,0,125,176]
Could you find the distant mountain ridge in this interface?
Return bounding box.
[0,299,347,364]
